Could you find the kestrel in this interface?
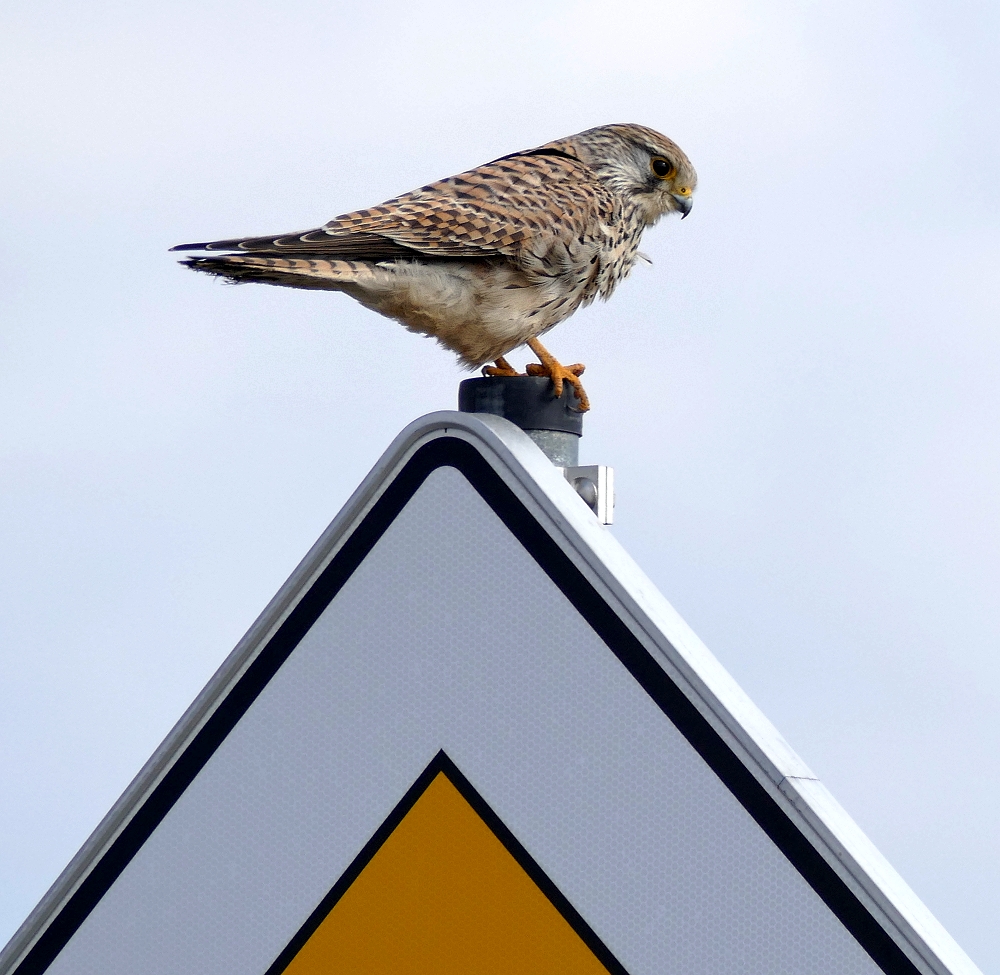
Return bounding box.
[172,123,696,411]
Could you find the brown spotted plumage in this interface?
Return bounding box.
[172,124,696,411]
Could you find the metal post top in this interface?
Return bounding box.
[458,376,584,435]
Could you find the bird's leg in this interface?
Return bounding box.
[482,356,523,378]
[525,337,590,412]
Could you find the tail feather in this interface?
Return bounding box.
[181,255,368,291]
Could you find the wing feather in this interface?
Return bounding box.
[171,231,420,260]
[171,153,615,265]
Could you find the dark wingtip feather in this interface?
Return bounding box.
[170,238,253,252]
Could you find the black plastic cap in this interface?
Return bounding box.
[458,376,583,435]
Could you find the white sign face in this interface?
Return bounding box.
[0,414,980,975]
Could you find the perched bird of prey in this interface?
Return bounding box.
[172,123,696,411]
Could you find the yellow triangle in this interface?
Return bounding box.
[281,769,619,975]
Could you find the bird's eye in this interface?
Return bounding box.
[650,157,674,179]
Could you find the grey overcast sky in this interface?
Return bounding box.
[1,1,998,970]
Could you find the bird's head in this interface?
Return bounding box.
[543,123,697,225]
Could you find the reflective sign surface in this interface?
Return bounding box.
[42,462,881,975]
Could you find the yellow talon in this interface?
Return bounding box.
[525,337,590,412]
[482,356,522,378]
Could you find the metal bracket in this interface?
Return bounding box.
[563,465,614,525]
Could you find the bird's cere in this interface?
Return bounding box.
[171,123,696,412]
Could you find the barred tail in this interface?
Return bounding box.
[180,255,372,291]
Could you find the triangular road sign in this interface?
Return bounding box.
[0,412,981,975]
